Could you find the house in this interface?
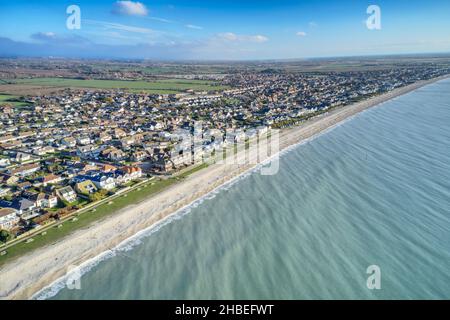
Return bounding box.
[40,193,58,209]
[120,166,142,180]
[16,181,32,190]
[56,186,78,203]
[113,128,127,139]
[76,136,91,145]
[101,147,126,162]
[75,180,98,195]
[23,192,58,209]
[0,208,20,230]
[0,173,19,186]
[0,198,38,220]
[61,137,77,148]
[77,145,103,159]
[109,149,126,162]
[90,174,116,190]
[0,158,11,167]
[116,166,143,184]
[14,152,31,163]
[131,150,147,162]
[99,164,117,173]
[0,187,11,197]
[98,132,112,143]
[9,163,40,177]
[40,146,55,155]
[120,136,135,148]
[39,174,63,186]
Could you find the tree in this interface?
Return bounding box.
[89,189,109,202]
[0,229,13,243]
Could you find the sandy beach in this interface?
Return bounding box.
[0,75,448,300]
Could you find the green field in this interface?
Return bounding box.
[0,94,29,107]
[4,78,229,94]
[0,163,208,266]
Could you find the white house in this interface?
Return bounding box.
[0,208,20,230]
[91,175,116,190]
[56,186,78,203]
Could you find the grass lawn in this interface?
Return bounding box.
[3,78,229,94]
[0,163,208,266]
[0,94,30,107]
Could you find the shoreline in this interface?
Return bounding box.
[1,75,449,300]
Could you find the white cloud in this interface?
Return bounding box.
[85,19,157,35]
[148,16,174,23]
[296,31,307,37]
[308,22,318,28]
[217,32,269,43]
[112,1,148,16]
[185,24,203,30]
[218,32,238,41]
[252,35,269,43]
[32,32,56,40]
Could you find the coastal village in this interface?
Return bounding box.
[0,65,449,242]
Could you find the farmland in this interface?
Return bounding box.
[0,94,30,107]
[0,77,229,95]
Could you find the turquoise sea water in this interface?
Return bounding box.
[45,79,450,299]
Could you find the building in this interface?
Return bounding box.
[0,208,20,230]
[56,186,78,203]
[39,174,63,186]
[117,166,143,184]
[0,198,38,220]
[9,163,40,177]
[89,174,116,190]
[74,180,98,195]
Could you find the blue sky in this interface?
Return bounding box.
[0,0,449,60]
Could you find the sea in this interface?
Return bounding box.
[39,78,450,299]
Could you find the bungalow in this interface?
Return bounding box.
[0,208,20,230]
[9,163,40,177]
[56,186,78,203]
[39,174,63,186]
